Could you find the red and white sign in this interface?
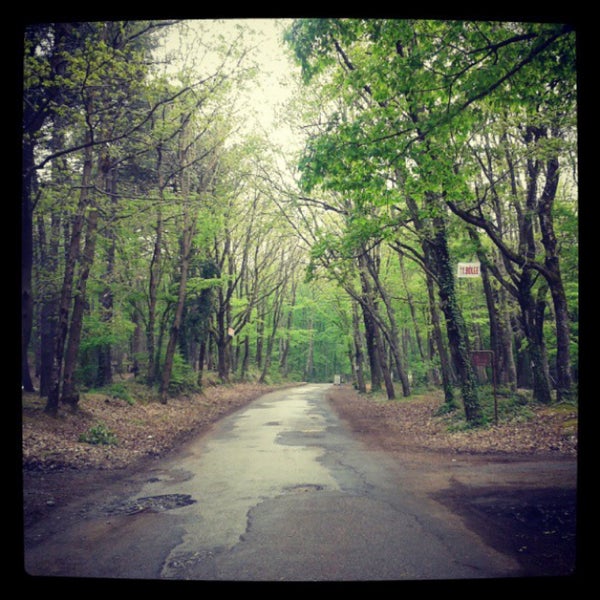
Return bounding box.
[471,351,492,367]
[457,262,481,278]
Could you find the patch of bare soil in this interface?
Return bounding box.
[326,386,580,579]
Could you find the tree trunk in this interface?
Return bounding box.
[37,212,62,397]
[469,229,517,390]
[160,221,194,403]
[516,270,553,404]
[96,165,118,387]
[215,285,232,383]
[428,214,481,423]
[538,154,573,402]
[256,300,265,370]
[399,254,426,362]
[357,265,394,399]
[363,251,410,396]
[361,296,381,393]
[45,135,94,414]
[352,301,367,393]
[304,314,314,381]
[130,309,142,378]
[258,311,277,384]
[146,148,165,385]
[240,335,250,380]
[61,206,100,407]
[279,279,297,377]
[498,287,518,390]
[425,271,456,406]
[22,139,36,392]
[404,191,476,416]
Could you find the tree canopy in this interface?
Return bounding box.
[22,18,577,424]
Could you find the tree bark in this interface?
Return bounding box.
[37,211,62,397]
[516,271,553,404]
[160,220,195,403]
[404,191,479,419]
[304,314,314,381]
[61,204,100,407]
[259,290,284,384]
[428,213,481,423]
[357,256,395,399]
[351,301,367,393]
[146,146,165,385]
[538,153,573,401]
[363,250,410,396]
[425,270,456,407]
[96,163,118,387]
[45,134,94,415]
[22,139,36,392]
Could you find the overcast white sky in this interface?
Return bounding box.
[237,19,297,141]
[165,19,299,147]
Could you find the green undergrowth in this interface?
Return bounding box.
[436,386,578,432]
[361,384,577,433]
[78,422,119,446]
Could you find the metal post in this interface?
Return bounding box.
[471,350,497,425]
[490,350,498,426]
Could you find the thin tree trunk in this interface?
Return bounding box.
[357,261,394,399]
[37,212,62,397]
[197,339,207,386]
[146,147,165,385]
[399,254,426,362]
[96,165,117,387]
[160,221,195,403]
[45,135,94,414]
[304,314,314,381]
[279,278,297,377]
[425,271,456,407]
[22,140,36,392]
[61,206,100,407]
[351,301,367,393]
[259,296,283,384]
[363,250,410,396]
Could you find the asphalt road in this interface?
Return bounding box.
[24,384,522,582]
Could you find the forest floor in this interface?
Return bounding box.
[20,381,581,579]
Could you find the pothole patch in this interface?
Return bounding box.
[299,429,325,437]
[105,494,196,515]
[283,484,324,494]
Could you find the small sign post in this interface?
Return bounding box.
[457,262,481,278]
[471,350,498,425]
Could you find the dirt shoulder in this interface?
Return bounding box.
[326,386,579,578]
[325,385,577,457]
[21,382,580,579]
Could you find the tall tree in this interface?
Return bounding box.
[285,18,575,416]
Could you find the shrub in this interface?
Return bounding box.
[79,423,119,446]
[107,382,134,405]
